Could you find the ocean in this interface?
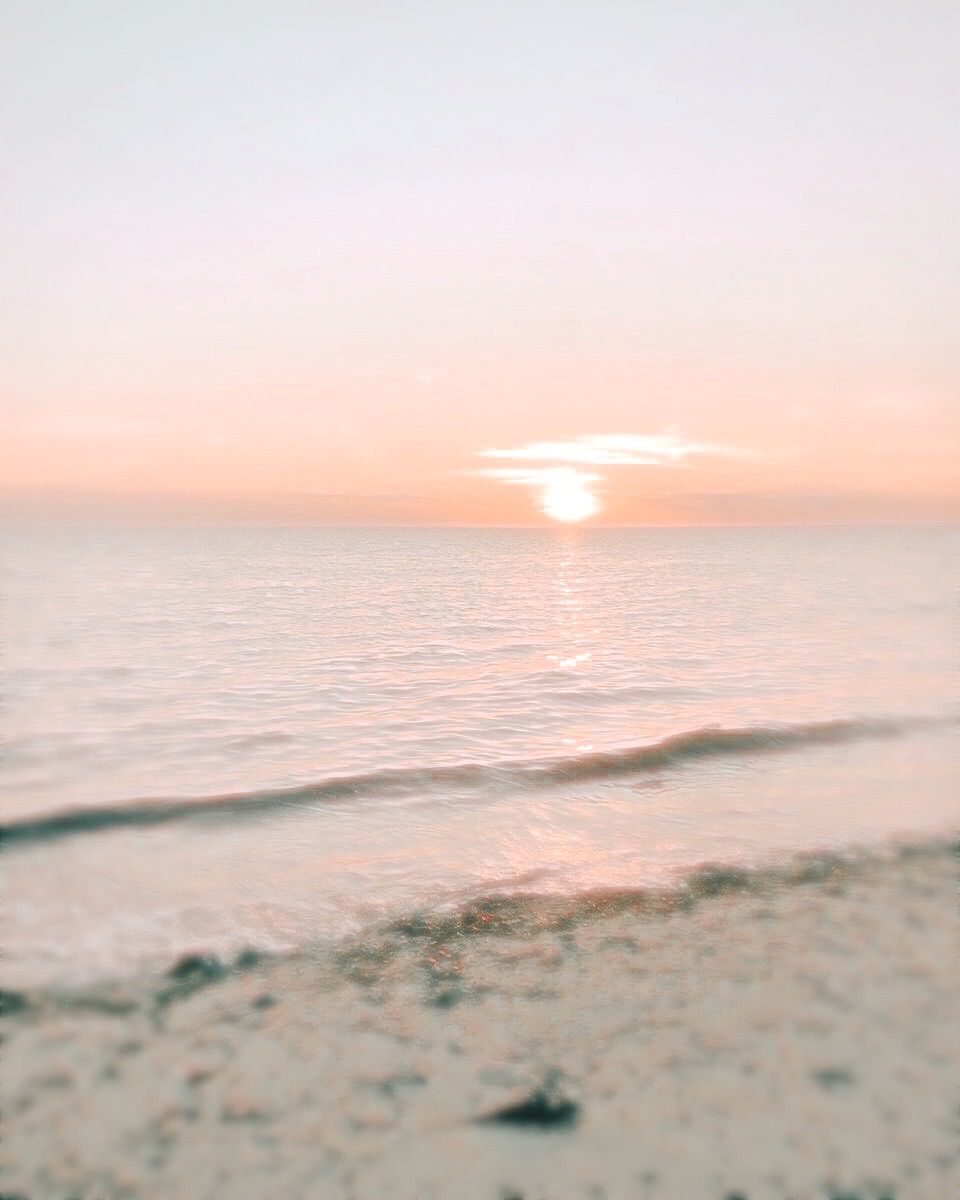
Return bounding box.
[3,525,957,985]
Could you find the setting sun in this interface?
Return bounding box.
[541,469,600,523]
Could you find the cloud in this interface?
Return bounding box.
[473,432,753,519]
[479,466,602,487]
[477,432,750,468]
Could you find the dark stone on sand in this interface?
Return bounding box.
[155,953,228,1009]
[0,989,28,1016]
[812,1066,856,1090]
[790,854,845,884]
[66,992,137,1016]
[478,1077,580,1129]
[827,1193,895,1200]
[168,953,226,982]
[429,986,463,1009]
[234,948,264,970]
[688,865,753,897]
[251,993,276,1009]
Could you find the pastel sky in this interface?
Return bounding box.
[4,1,958,525]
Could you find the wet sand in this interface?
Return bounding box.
[1,842,957,1200]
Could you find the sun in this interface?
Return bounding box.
[541,470,600,523]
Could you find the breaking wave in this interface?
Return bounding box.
[1,716,948,847]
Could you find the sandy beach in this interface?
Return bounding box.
[2,841,956,1200]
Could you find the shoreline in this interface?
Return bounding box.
[2,840,957,1199]
[5,715,950,847]
[6,715,958,991]
[3,833,954,995]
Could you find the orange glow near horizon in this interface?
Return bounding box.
[4,384,958,527]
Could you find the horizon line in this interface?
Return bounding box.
[4,520,958,533]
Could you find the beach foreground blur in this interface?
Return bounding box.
[3,841,956,1200]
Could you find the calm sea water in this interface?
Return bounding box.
[3,526,958,983]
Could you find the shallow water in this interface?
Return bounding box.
[3,526,958,983]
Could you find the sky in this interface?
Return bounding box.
[4,0,958,526]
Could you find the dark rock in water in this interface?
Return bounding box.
[0,989,28,1016]
[168,953,226,982]
[251,993,276,1010]
[478,1073,579,1129]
